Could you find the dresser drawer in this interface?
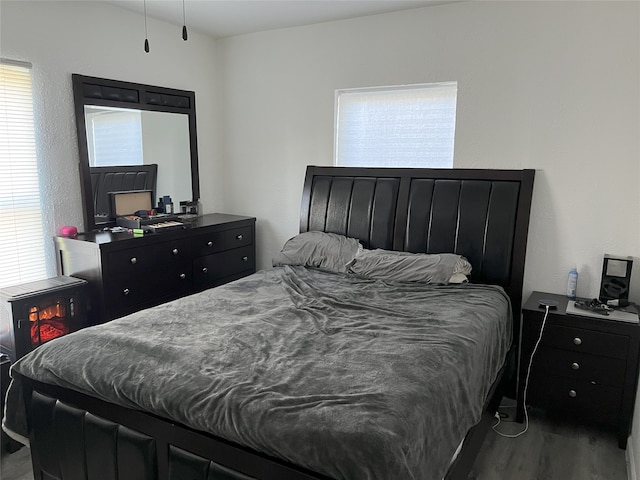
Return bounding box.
[190,231,227,256]
[223,226,252,249]
[528,374,622,423]
[190,226,252,256]
[193,246,254,289]
[105,266,192,318]
[532,347,626,387]
[540,324,629,359]
[108,239,190,275]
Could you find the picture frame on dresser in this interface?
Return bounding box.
[517,291,640,449]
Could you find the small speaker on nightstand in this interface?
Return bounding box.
[599,254,633,303]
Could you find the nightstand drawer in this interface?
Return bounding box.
[528,374,622,423]
[541,325,629,359]
[533,347,626,387]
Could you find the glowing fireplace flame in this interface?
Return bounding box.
[29,303,70,345]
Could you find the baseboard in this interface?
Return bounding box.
[628,434,638,480]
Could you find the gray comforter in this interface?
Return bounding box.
[5,266,511,480]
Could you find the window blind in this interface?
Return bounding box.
[86,107,143,167]
[335,82,457,168]
[0,59,47,288]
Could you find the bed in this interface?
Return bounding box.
[4,166,535,480]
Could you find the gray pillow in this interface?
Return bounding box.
[272,231,362,273]
[348,249,472,284]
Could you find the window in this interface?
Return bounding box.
[335,82,457,168]
[0,59,46,288]
[85,106,143,167]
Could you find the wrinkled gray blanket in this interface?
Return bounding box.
[5,266,511,480]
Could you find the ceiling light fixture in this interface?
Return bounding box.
[182,0,188,41]
[143,0,150,53]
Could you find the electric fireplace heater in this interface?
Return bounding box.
[0,276,88,363]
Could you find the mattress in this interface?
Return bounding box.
[5,266,511,480]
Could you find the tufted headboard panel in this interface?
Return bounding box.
[90,165,158,219]
[300,166,535,315]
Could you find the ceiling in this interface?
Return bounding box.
[106,0,460,39]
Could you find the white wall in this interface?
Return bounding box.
[217,1,640,305]
[0,0,220,276]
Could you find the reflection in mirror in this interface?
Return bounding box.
[84,105,192,223]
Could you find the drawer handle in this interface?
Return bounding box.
[130,257,137,264]
[202,267,208,273]
[236,234,243,240]
[573,337,582,346]
[172,248,179,255]
[207,241,213,247]
[571,362,580,370]
[568,389,577,398]
[179,273,186,280]
[242,256,249,262]
[123,288,130,296]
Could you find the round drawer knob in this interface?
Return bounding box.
[573,337,582,346]
[202,267,208,273]
[172,248,179,255]
[123,288,130,296]
[242,256,249,262]
[179,273,186,279]
[207,241,213,247]
[130,257,137,264]
[568,390,577,398]
[236,234,243,240]
[571,362,580,370]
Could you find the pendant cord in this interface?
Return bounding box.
[182,0,188,41]
[143,0,150,53]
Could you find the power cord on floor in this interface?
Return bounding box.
[492,304,550,438]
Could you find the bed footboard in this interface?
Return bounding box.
[24,378,327,480]
[23,355,508,480]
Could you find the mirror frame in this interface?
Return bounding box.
[72,74,200,231]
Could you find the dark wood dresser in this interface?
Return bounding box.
[55,213,256,324]
[517,291,639,448]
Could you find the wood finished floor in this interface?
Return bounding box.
[469,406,628,480]
[0,407,628,480]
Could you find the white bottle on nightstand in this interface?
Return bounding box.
[567,265,578,299]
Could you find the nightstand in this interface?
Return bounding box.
[517,291,640,449]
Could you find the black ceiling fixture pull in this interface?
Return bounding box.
[143,0,150,53]
[182,0,188,41]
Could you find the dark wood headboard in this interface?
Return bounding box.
[300,166,535,317]
[90,164,158,219]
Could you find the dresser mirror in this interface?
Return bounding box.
[73,74,200,231]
